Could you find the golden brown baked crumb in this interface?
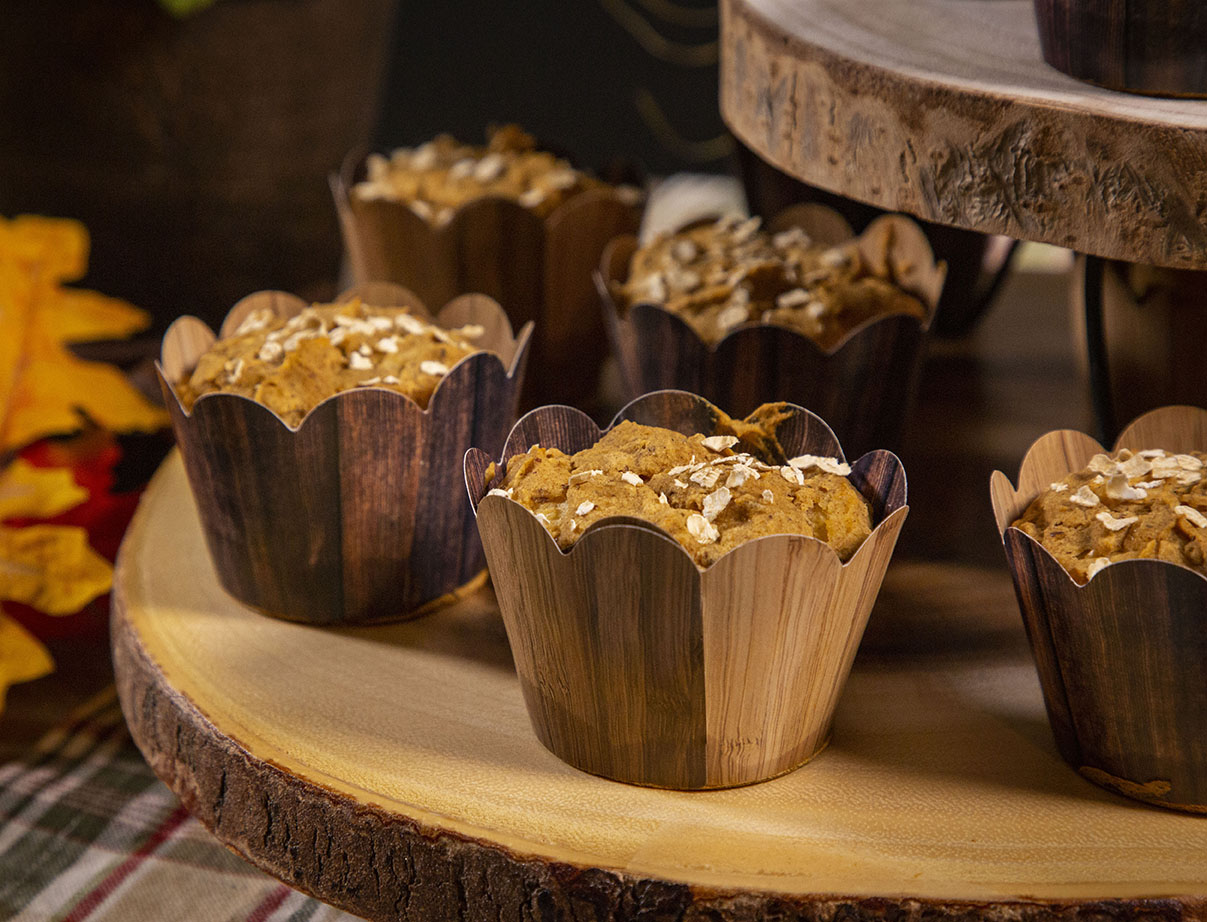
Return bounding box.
[175,299,485,425]
[615,216,927,348]
[352,124,609,220]
[489,419,872,567]
[1013,448,1207,583]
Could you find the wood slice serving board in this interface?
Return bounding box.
[719,0,1207,270]
[112,454,1207,921]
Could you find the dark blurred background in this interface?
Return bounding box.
[0,0,725,332]
[376,0,728,174]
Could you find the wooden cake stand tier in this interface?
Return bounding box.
[719,0,1207,270]
[112,455,1207,922]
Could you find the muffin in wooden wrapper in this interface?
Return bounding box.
[599,208,945,458]
[991,405,1207,812]
[465,390,908,789]
[158,283,532,625]
[332,152,640,408]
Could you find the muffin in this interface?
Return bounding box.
[174,296,488,424]
[352,124,605,222]
[1012,448,1207,584]
[466,390,909,789]
[599,210,945,457]
[486,419,871,568]
[991,406,1207,812]
[158,284,532,625]
[614,214,927,349]
[334,126,642,408]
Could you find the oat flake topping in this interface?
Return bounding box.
[177,298,487,424]
[702,435,739,452]
[1176,505,1207,528]
[1068,486,1100,508]
[1096,511,1137,531]
[1013,447,1207,584]
[493,420,872,567]
[686,513,720,545]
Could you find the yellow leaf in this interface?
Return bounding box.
[43,287,154,344]
[0,270,35,449]
[0,215,168,453]
[2,326,168,451]
[0,607,54,714]
[0,460,88,522]
[0,215,89,284]
[0,524,113,615]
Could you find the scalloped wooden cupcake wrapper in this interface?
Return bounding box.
[332,155,641,408]
[599,210,946,459]
[158,284,533,625]
[465,390,908,789]
[991,405,1207,812]
[1035,0,1207,98]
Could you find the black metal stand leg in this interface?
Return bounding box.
[1083,254,1116,445]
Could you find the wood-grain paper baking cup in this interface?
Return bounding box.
[991,406,1207,812]
[332,156,640,408]
[157,283,532,625]
[1035,0,1207,97]
[465,390,909,789]
[599,209,946,458]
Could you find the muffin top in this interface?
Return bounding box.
[615,215,927,349]
[1012,448,1207,583]
[175,298,486,425]
[352,124,609,221]
[485,419,872,567]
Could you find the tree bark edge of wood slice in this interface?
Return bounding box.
[720,0,1207,269]
[111,597,1207,922]
[108,455,1207,920]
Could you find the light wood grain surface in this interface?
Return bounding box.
[113,453,1207,919]
[720,0,1207,268]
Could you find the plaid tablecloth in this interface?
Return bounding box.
[0,689,361,922]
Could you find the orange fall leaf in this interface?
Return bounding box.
[0,524,113,617]
[0,215,168,454]
[0,459,89,521]
[0,215,150,714]
[0,607,54,711]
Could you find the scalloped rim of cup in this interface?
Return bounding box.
[991,404,1207,587]
[467,389,909,574]
[157,284,533,434]
[334,149,644,231]
[598,212,947,358]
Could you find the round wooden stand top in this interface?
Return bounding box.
[112,454,1207,922]
[719,0,1207,270]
